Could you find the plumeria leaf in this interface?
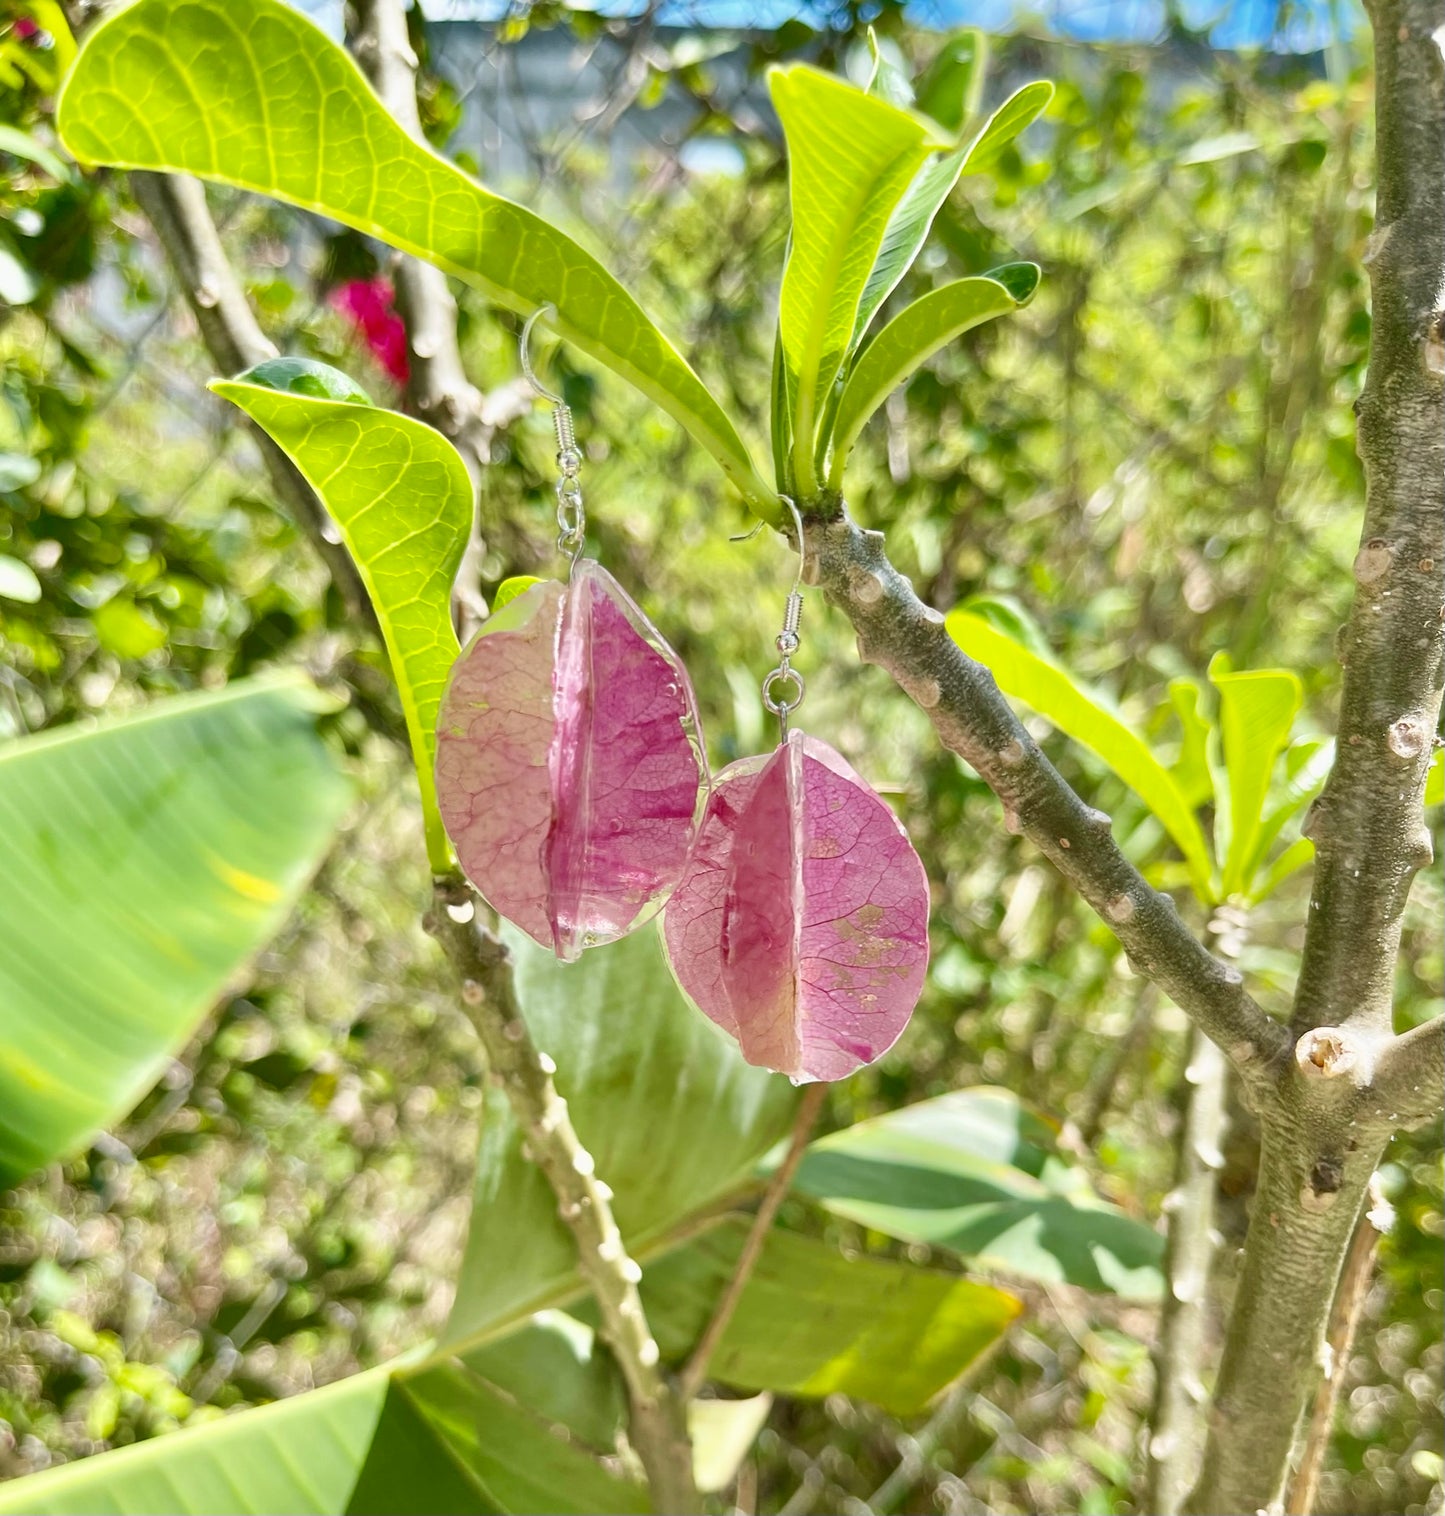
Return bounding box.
[948,610,1215,900]
[214,363,470,875]
[663,731,929,1082]
[828,268,1037,486]
[770,64,944,494]
[1167,678,1216,809]
[1425,748,1444,808]
[57,0,775,516]
[1208,657,1303,897]
[1248,836,1315,905]
[915,29,989,134]
[436,561,708,960]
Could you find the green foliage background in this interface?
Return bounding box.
[1,3,1440,1513]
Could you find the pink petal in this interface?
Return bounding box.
[436,561,707,960]
[663,731,929,1081]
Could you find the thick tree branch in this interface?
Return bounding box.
[128,170,380,640]
[1366,1012,1445,1127]
[1289,0,1445,1043]
[427,878,700,1514]
[803,511,1289,1087]
[1145,1026,1229,1516]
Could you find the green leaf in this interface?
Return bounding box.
[689,1395,772,1493]
[0,451,42,491]
[0,552,41,603]
[791,1088,1164,1300]
[0,678,350,1187]
[946,610,1215,900]
[56,0,774,516]
[769,64,942,493]
[958,81,1055,176]
[1244,736,1333,886]
[491,575,542,613]
[0,123,71,182]
[849,81,1049,353]
[915,29,989,133]
[635,1218,1021,1415]
[0,1352,647,1516]
[440,926,798,1352]
[1248,836,1315,905]
[1167,678,1215,809]
[1425,748,1444,808]
[828,269,1037,487]
[1208,659,1303,897]
[213,362,470,874]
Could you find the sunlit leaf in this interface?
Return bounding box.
[791,1088,1164,1299]
[56,0,774,515]
[829,269,1037,486]
[1425,748,1444,808]
[849,82,1050,351]
[1248,836,1315,905]
[1167,678,1215,808]
[441,926,797,1352]
[663,731,930,1083]
[769,64,942,492]
[0,552,41,603]
[214,361,470,874]
[634,1218,1021,1415]
[435,562,708,960]
[1245,736,1333,885]
[915,29,989,133]
[689,1395,773,1493]
[1208,658,1303,897]
[947,610,1215,900]
[0,679,349,1187]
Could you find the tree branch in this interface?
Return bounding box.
[1366,1013,1445,1128]
[426,877,699,1515]
[128,170,381,641]
[1289,0,1445,1043]
[802,510,1290,1087]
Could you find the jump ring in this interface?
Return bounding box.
[761,666,805,714]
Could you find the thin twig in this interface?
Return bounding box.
[427,877,700,1514]
[1286,1208,1382,1515]
[677,1081,827,1401]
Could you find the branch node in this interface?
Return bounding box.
[1294,1027,1359,1080]
[1386,714,1430,759]
[1352,536,1393,586]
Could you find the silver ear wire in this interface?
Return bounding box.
[760,496,806,742]
[519,305,584,570]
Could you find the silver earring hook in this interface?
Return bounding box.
[520,304,565,406]
[760,495,806,743]
[519,305,585,570]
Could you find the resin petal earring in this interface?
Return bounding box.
[435,308,708,961]
[663,504,930,1082]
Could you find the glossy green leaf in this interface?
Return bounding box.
[849,82,1050,351]
[770,64,942,493]
[959,80,1055,174]
[491,575,542,613]
[915,29,989,133]
[441,926,798,1352]
[1209,659,1303,896]
[1245,736,1333,886]
[946,610,1214,899]
[0,678,350,1188]
[636,1218,1021,1415]
[689,1395,773,1493]
[829,269,1037,486]
[56,0,773,516]
[1167,678,1215,809]
[214,362,470,874]
[791,1088,1163,1299]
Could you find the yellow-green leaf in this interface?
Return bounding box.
[828,268,1037,487]
[0,678,349,1187]
[213,362,470,874]
[1209,658,1303,897]
[947,610,1215,899]
[56,0,774,516]
[770,64,943,493]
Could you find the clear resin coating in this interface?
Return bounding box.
[436,560,708,960]
[663,730,930,1082]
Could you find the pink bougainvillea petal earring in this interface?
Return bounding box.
[663,503,930,1083]
[435,308,708,962]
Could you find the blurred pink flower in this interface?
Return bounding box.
[329,276,409,384]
